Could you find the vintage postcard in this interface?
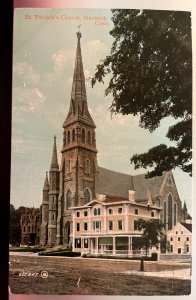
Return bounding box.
[9,0,195,298]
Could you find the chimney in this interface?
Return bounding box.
[98,194,106,201]
[129,190,135,202]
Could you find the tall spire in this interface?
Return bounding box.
[50,136,59,170]
[43,171,49,190]
[63,30,95,127]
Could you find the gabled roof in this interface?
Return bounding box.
[133,172,166,200]
[96,167,134,198]
[167,222,192,235]
[96,166,166,201]
[181,222,192,233]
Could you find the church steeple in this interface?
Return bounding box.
[63,30,95,128]
[43,171,49,190]
[50,136,59,170]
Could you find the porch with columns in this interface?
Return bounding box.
[73,235,148,257]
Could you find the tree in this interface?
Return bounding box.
[9,204,25,246]
[137,219,164,255]
[92,9,192,178]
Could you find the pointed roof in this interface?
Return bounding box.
[63,31,95,128]
[181,222,192,233]
[183,201,187,211]
[50,136,59,170]
[43,171,49,190]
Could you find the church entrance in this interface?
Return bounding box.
[64,222,70,246]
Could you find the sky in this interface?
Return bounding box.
[11,7,192,213]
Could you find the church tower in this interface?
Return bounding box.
[40,172,49,246]
[57,31,98,246]
[48,136,60,247]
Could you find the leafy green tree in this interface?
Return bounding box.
[137,219,164,255]
[92,9,192,177]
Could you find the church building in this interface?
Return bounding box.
[39,31,183,253]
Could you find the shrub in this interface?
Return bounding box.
[10,247,45,253]
[38,251,81,257]
[81,254,157,261]
[151,252,158,261]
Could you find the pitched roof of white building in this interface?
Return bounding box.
[167,222,192,236]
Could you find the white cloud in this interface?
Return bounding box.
[84,39,108,59]
[51,49,75,76]
[13,62,40,85]
[13,87,46,114]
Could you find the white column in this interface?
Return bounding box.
[128,236,131,254]
[130,236,132,252]
[125,204,128,232]
[96,237,99,254]
[90,238,93,253]
[113,236,116,255]
[81,238,84,251]
[88,238,90,252]
[88,208,91,231]
[104,206,107,233]
[72,211,75,252]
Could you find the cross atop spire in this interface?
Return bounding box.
[77,25,82,38]
[50,136,59,170]
[63,31,95,128]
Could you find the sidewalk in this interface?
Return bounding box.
[122,267,191,280]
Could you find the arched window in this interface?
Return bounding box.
[168,176,173,185]
[66,189,72,209]
[84,188,91,204]
[87,131,91,145]
[68,131,70,143]
[63,132,66,146]
[72,128,75,142]
[82,128,85,143]
[68,159,72,173]
[174,203,177,226]
[168,194,173,230]
[85,159,90,174]
[92,132,95,145]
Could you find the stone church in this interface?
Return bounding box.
[39,31,183,248]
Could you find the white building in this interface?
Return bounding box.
[167,222,192,254]
[70,191,161,256]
